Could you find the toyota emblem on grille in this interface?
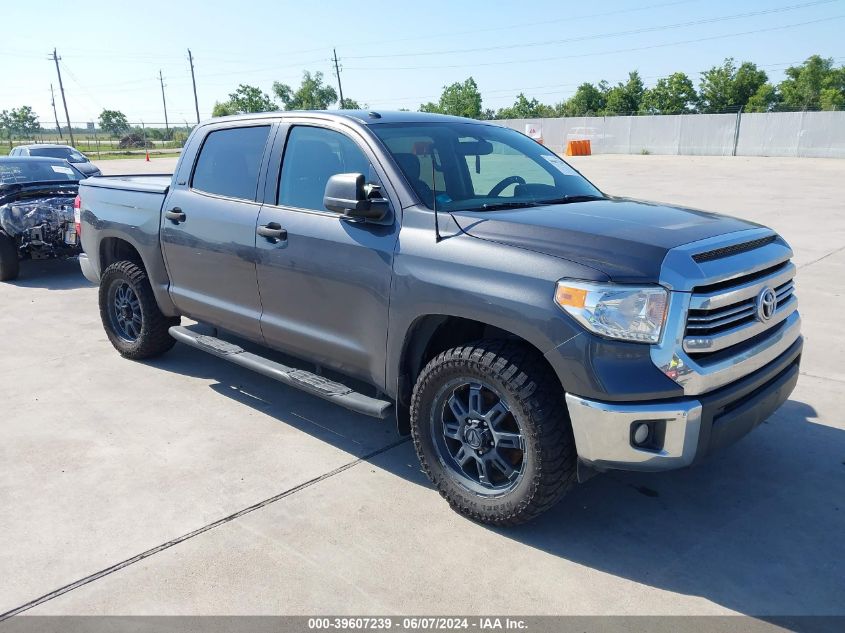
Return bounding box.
[757,286,777,321]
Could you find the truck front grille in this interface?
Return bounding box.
[683,259,797,361]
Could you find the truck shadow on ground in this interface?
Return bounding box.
[147,345,844,617]
[7,257,92,290]
[485,398,845,617]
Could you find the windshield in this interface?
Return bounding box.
[29,147,88,163]
[372,122,603,211]
[0,160,81,184]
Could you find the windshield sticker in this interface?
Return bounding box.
[50,165,74,175]
[540,155,577,176]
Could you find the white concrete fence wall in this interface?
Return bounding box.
[493,111,845,159]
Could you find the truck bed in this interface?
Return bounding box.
[80,174,172,195]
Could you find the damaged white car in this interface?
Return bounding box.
[0,156,85,281]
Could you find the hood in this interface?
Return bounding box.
[451,198,760,283]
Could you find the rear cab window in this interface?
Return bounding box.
[191,126,272,201]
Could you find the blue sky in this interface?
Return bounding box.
[1,0,843,125]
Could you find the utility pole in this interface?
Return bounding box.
[158,69,170,139]
[187,49,200,124]
[332,48,344,108]
[50,84,62,139]
[51,48,74,146]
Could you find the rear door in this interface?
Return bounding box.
[254,121,400,387]
[160,123,274,341]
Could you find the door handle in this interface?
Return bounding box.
[165,208,186,224]
[257,222,288,242]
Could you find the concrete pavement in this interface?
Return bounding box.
[1,155,843,618]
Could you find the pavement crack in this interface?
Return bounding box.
[799,371,845,384]
[0,437,411,621]
[797,243,845,270]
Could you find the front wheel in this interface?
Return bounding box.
[99,260,179,359]
[0,230,20,281]
[410,340,577,526]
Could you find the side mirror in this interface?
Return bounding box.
[324,173,388,220]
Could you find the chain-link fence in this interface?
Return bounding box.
[493,110,845,158]
[1,122,193,157]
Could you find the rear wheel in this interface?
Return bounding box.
[410,340,577,526]
[99,260,179,359]
[0,230,20,281]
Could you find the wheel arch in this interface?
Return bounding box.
[99,236,143,271]
[394,313,561,435]
[93,232,179,317]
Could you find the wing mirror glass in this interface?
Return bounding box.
[324,173,388,220]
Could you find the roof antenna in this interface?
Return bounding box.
[431,151,441,243]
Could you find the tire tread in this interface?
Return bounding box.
[99,260,178,359]
[410,339,577,526]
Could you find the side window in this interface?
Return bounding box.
[278,126,379,212]
[191,125,271,200]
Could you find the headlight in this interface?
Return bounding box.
[555,281,668,344]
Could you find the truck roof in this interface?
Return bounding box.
[204,110,495,127]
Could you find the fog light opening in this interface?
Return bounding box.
[633,422,651,446]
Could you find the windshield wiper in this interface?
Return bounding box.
[536,194,606,205]
[477,200,540,211]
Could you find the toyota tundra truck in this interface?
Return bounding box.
[77,111,802,525]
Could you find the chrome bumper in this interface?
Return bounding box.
[566,394,702,471]
[566,336,802,472]
[78,253,99,284]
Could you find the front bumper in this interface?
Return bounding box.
[78,252,99,284]
[566,336,802,471]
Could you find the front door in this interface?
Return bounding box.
[255,123,399,387]
[161,123,273,340]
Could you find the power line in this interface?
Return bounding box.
[345,0,705,48]
[344,14,845,71]
[345,0,838,60]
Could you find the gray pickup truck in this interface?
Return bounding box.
[78,111,802,525]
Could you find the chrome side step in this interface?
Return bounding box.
[168,326,393,419]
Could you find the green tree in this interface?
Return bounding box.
[419,77,483,119]
[641,72,698,114]
[1,106,40,145]
[778,55,845,110]
[495,93,555,119]
[0,110,11,147]
[699,58,768,112]
[603,71,645,115]
[273,71,337,110]
[745,83,779,112]
[98,109,130,138]
[213,84,277,116]
[211,101,237,117]
[340,97,365,109]
[562,83,606,116]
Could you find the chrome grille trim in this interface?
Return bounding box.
[652,229,801,396]
[683,295,797,353]
[688,262,795,310]
[686,305,755,330]
[682,259,798,354]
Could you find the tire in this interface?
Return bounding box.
[410,340,577,526]
[99,260,179,359]
[0,230,20,281]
